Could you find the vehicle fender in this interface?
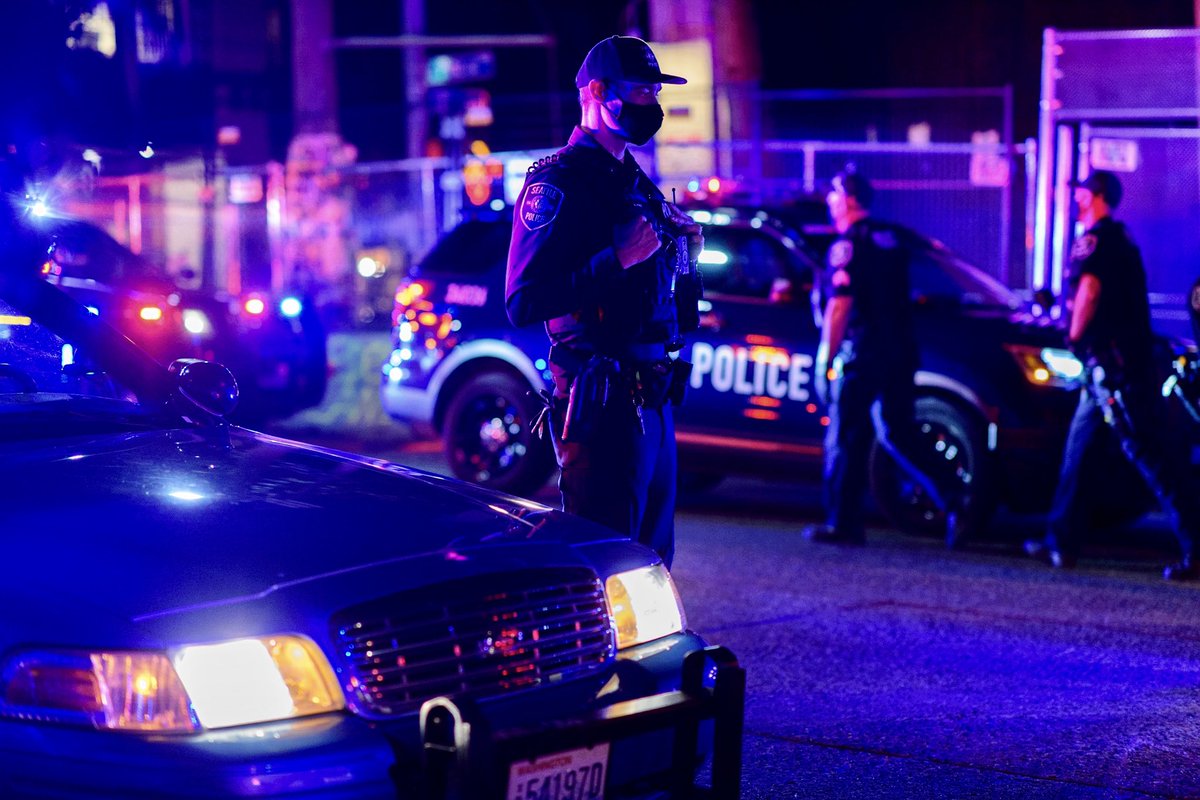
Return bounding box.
[429,339,549,427]
[915,370,999,450]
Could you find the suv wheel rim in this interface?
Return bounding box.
[452,394,528,482]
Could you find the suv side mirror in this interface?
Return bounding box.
[169,358,239,418]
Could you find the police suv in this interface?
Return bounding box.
[381,205,1087,535]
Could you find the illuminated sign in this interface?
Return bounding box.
[1089,138,1140,172]
[651,39,715,178]
[445,283,488,307]
[427,51,496,86]
[228,174,264,204]
[688,341,813,401]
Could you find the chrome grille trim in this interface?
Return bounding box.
[331,568,615,717]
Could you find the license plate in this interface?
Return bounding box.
[506,742,609,800]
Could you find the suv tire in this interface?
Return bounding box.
[869,396,992,537]
[443,371,555,497]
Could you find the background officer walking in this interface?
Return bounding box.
[1025,170,1197,580]
[505,35,703,568]
[803,167,962,547]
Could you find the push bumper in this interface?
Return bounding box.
[416,646,745,800]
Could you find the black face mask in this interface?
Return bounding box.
[617,102,664,146]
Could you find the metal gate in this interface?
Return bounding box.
[1033,27,1200,343]
[1083,126,1200,342]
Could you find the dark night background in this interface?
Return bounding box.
[1,1,1196,163]
[335,0,1197,159]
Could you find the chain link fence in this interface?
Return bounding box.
[63,87,1030,328]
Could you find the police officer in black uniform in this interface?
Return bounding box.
[505,35,702,568]
[802,167,961,546]
[1024,170,1197,580]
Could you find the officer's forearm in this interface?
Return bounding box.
[821,297,852,361]
[1068,274,1101,344]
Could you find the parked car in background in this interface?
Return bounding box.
[381,205,1125,538]
[0,203,739,798]
[31,215,327,424]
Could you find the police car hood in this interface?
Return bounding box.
[0,427,623,633]
[954,304,1071,348]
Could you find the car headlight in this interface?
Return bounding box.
[605,564,686,649]
[0,634,343,733]
[182,308,214,337]
[1006,344,1084,388]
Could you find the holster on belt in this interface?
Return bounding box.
[668,359,692,406]
[562,355,620,442]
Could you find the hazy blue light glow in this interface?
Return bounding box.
[279,297,303,318]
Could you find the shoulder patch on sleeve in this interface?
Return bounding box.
[518,183,565,231]
[871,230,897,249]
[831,268,851,288]
[1071,234,1097,261]
[829,240,853,269]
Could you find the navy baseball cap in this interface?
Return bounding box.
[575,36,687,88]
[1070,170,1123,208]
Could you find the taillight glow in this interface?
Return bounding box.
[139,306,164,322]
[394,280,431,308]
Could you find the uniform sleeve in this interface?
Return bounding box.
[1072,232,1113,286]
[504,166,622,328]
[826,238,855,298]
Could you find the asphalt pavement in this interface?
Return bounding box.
[672,484,1200,799]
[265,418,1200,799]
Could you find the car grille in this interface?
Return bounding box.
[331,568,615,717]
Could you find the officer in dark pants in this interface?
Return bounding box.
[802,167,961,546]
[505,35,702,568]
[1025,170,1197,580]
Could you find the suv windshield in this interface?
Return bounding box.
[417,215,512,276]
[36,219,164,285]
[909,238,1021,310]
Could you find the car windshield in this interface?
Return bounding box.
[417,214,512,276]
[908,236,1022,310]
[35,218,164,285]
[0,270,172,441]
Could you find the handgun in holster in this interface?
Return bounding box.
[561,355,620,442]
[668,358,692,406]
[1087,360,1136,441]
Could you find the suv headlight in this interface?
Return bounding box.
[605,564,686,649]
[182,308,215,337]
[0,634,343,733]
[1006,345,1083,388]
